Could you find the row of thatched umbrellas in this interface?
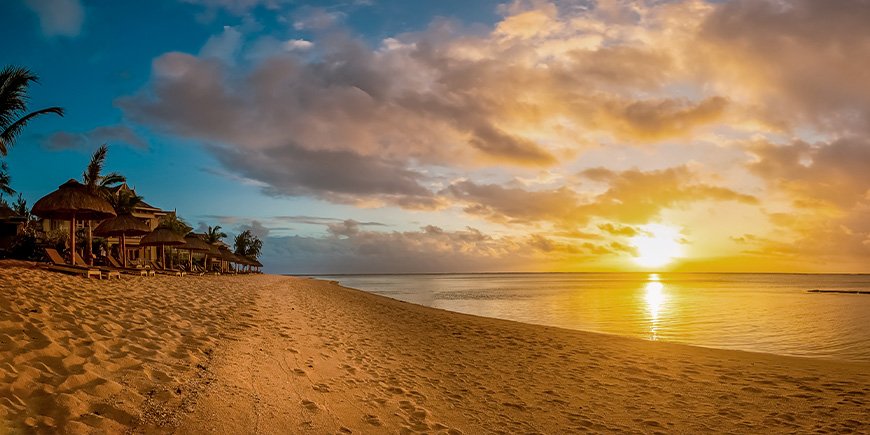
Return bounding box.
[31,179,262,271]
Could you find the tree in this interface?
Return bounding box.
[80,144,126,264]
[83,144,126,193]
[205,225,227,244]
[158,214,192,235]
[109,189,143,214]
[0,161,12,201]
[12,193,27,217]
[0,66,64,155]
[233,230,262,259]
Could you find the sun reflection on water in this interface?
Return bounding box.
[644,274,667,340]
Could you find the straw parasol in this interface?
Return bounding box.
[140,227,186,269]
[32,179,116,264]
[182,234,212,269]
[93,214,150,267]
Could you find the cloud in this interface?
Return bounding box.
[446,165,756,226]
[180,0,291,14]
[292,7,345,30]
[41,125,148,151]
[700,0,870,135]
[25,0,84,37]
[116,0,870,272]
[260,224,620,274]
[119,1,731,208]
[200,26,244,63]
[283,39,313,51]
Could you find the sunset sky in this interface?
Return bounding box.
[3,0,869,273]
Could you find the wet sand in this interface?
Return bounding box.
[0,264,867,433]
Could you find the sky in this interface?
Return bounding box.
[2,0,870,274]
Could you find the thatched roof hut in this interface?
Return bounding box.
[93,214,150,236]
[32,179,115,221]
[32,179,116,263]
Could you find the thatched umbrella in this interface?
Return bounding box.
[93,214,150,267]
[139,227,186,269]
[182,235,212,269]
[32,179,116,264]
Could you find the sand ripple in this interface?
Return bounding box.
[0,263,257,433]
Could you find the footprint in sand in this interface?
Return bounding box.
[301,399,319,411]
[313,383,330,393]
[364,414,382,426]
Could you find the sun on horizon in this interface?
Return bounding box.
[630,224,684,269]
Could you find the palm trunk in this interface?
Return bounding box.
[86,221,93,265]
[69,215,76,265]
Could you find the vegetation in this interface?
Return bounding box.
[0,161,13,202]
[233,230,262,259]
[205,225,227,243]
[110,189,143,215]
[0,65,64,155]
[81,143,126,263]
[158,214,192,235]
[83,144,126,194]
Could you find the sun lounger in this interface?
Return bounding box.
[107,255,154,276]
[150,260,185,277]
[44,248,102,279]
[74,252,121,279]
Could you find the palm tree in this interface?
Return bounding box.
[109,189,143,215]
[1,65,64,155]
[12,193,28,217]
[205,225,227,244]
[83,144,126,193]
[233,230,263,259]
[158,214,192,235]
[81,144,126,264]
[0,161,13,201]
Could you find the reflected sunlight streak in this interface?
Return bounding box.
[644,274,667,340]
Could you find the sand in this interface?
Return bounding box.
[0,263,868,434]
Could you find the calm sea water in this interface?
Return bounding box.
[313,273,870,362]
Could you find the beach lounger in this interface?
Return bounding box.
[43,248,103,279]
[74,252,121,279]
[150,260,185,277]
[107,255,154,276]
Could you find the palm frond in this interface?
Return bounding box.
[0,107,64,155]
[100,172,126,188]
[83,143,108,188]
[0,66,39,126]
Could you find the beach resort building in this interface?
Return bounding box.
[39,183,175,265]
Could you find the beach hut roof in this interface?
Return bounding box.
[182,235,212,251]
[139,227,186,246]
[93,213,150,236]
[32,179,117,220]
[0,204,20,220]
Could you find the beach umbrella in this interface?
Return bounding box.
[182,235,211,269]
[139,227,186,269]
[32,179,116,264]
[93,213,150,268]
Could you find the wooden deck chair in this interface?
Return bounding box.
[74,252,121,279]
[150,260,184,277]
[106,255,152,277]
[44,248,102,279]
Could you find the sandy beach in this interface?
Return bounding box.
[0,263,868,434]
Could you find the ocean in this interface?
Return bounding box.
[313,273,870,362]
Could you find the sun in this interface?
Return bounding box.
[630,224,683,268]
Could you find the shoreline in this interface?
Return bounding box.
[323,278,870,366]
[1,266,868,433]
